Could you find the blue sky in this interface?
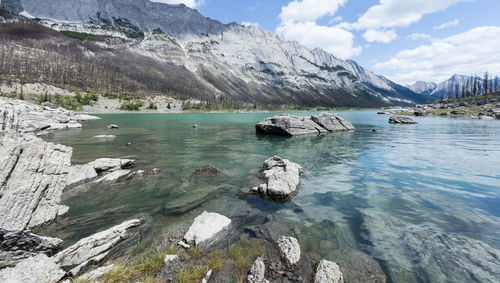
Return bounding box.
[157,0,500,85]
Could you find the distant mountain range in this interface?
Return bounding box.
[0,0,426,107]
[408,75,498,99]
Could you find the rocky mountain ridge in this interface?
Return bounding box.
[1,0,425,107]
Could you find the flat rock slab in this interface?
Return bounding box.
[389,116,417,124]
[52,218,142,276]
[250,156,304,202]
[275,236,301,268]
[256,112,354,136]
[314,260,344,283]
[0,253,65,283]
[182,211,231,247]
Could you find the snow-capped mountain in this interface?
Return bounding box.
[408,81,438,95]
[1,0,424,106]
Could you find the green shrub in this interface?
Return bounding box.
[61,30,95,41]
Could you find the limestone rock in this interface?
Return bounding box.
[0,254,66,283]
[247,257,269,283]
[275,236,300,268]
[314,260,344,283]
[0,134,72,229]
[164,255,178,264]
[250,156,304,202]
[92,169,131,185]
[107,124,119,129]
[74,114,101,121]
[87,158,135,173]
[0,228,62,268]
[256,113,354,136]
[182,211,231,247]
[389,116,417,124]
[52,218,142,276]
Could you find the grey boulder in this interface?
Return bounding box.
[313,260,344,283]
[275,236,301,268]
[250,156,304,202]
[247,257,269,283]
[87,158,135,173]
[181,211,231,248]
[256,112,354,136]
[389,116,417,124]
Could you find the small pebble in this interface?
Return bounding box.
[193,124,198,128]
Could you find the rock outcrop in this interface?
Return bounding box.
[0,97,99,133]
[181,212,231,248]
[388,116,417,124]
[313,260,344,283]
[0,134,72,230]
[256,112,354,136]
[0,228,62,268]
[250,156,304,202]
[0,254,66,283]
[275,236,301,268]
[52,218,142,276]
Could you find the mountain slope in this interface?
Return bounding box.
[408,81,438,95]
[1,0,421,107]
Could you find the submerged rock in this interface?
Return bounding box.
[87,158,135,173]
[250,156,304,202]
[52,218,143,276]
[256,112,354,136]
[194,165,230,176]
[0,228,62,268]
[313,260,344,283]
[181,211,231,248]
[389,116,417,124]
[0,254,65,283]
[247,257,269,283]
[90,135,116,141]
[275,236,301,268]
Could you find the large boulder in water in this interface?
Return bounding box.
[250,156,304,202]
[256,112,354,136]
[389,116,417,124]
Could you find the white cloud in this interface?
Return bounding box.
[279,0,347,23]
[277,0,361,59]
[407,33,432,40]
[149,0,203,9]
[242,22,260,27]
[363,29,397,43]
[352,0,471,30]
[277,21,362,59]
[433,18,459,29]
[373,26,500,84]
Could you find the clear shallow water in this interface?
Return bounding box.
[43,111,500,282]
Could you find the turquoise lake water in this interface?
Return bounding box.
[43,111,500,282]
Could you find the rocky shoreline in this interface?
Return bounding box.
[379,97,500,120]
[0,98,352,282]
[0,97,160,281]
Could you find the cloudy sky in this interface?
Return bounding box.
[155,0,499,85]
